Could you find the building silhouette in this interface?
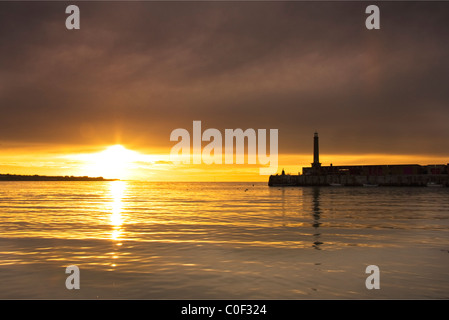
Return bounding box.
[269,132,449,187]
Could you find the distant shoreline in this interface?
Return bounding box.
[0,174,118,181]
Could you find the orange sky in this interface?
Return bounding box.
[1,2,449,181]
[1,143,447,182]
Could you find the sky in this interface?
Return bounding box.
[0,1,448,181]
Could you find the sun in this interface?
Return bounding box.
[82,145,140,180]
[66,144,170,180]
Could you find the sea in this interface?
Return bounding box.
[0,181,448,299]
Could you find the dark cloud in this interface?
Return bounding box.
[0,1,448,157]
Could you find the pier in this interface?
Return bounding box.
[269,133,449,187]
[269,173,449,187]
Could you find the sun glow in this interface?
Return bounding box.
[64,144,172,181]
[80,145,140,180]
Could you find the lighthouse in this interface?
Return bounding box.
[312,132,321,173]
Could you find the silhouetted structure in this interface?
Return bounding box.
[312,132,321,174]
[269,133,449,187]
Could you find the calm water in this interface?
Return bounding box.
[0,181,448,299]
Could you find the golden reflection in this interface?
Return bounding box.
[312,187,323,250]
[107,181,127,270]
[111,229,121,241]
[108,181,127,241]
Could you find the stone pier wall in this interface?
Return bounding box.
[268,174,449,187]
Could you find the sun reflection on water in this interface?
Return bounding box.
[109,181,127,241]
[107,181,127,269]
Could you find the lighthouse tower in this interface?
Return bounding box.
[312,132,321,173]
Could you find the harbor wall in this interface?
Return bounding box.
[268,174,449,187]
